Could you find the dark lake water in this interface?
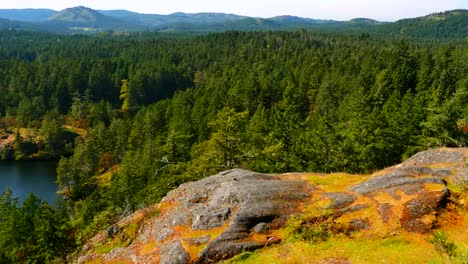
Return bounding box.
[0,161,58,204]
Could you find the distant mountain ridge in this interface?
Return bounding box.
[375,9,468,38]
[44,6,142,33]
[0,8,55,22]
[48,6,107,23]
[98,10,247,27]
[0,6,465,38]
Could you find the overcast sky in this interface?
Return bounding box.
[0,0,466,21]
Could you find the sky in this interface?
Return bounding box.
[0,0,466,21]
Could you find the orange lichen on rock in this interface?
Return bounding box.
[78,148,468,264]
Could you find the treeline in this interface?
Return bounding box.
[0,189,74,263]
[0,30,466,261]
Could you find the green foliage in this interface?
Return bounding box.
[190,107,248,176]
[428,231,458,263]
[119,79,130,111]
[39,114,67,157]
[78,209,118,244]
[0,190,74,263]
[287,212,339,243]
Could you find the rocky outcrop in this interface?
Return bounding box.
[78,148,468,263]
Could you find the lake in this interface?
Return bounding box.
[0,161,59,204]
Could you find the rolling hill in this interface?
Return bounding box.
[44,6,143,33]
[0,8,55,22]
[0,6,465,38]
[373,9,468,38]
[99,10,247,27]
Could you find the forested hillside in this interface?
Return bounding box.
[0,30,466,262]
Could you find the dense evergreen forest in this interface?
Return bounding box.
[0,30,467,262]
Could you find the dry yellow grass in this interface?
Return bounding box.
[63,125,87,137]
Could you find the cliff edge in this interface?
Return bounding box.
[78,148,468,263]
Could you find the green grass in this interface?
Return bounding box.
[226,234,449,264]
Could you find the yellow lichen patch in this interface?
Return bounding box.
[106,260,134,264]
[424,183,446,192]
[391,189,418,203]
[370,189,417,206]
[183,223,229,240]
[84,255,105,264]
[352,193,374,205]
[180,223,230,260]
[441,147,468,154]
[426,162,460,169]
[157,200,178,217]
[372,190,417,207]
[138,242,158,255]
[173,225,191,237]
[371,191,398,204]
[181,242,205,261]
[336,206,388,238]
[306,173,370,192]
[129,207,156,225]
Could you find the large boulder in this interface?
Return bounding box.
[78,148,468,263]
[79,169,314,263]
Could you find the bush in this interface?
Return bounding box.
[428,230,458,263]
[288,212,342,243]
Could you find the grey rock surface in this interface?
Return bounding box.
[89,169,314,263]
[160,241,190,264]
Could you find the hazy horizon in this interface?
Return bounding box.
[0,0,467,21]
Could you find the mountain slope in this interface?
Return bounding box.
[45,6,142,33]
[0,9,56,22]
[98,10,246,27]
[375,9,468,38]
[0,18,38,31]
[97,8,466,37]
